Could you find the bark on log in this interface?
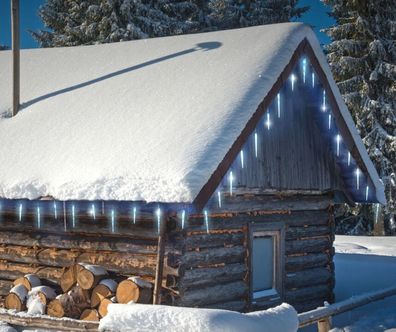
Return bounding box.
[80,308,100,321]
[286,267,332,289]
[77,264,108,290]
[60,265,77,293]
[177,281,247,307]
[0,280,13,296]
[68,285,91,311]
[98,297,115,318]
[285,284,331,303]
[29,285,57,305]
[286,253,330,272]
[91,279,117,308]
[170,263,246,290]
[0,262,62,282]
[13,274,41,291]
[0,230,157,253]
[186,210,329,231]
[116,277,152,304]
[286,237,331,255]
[286,225,330,240]
[184,232,245,250]
[5,284,28,311]
[47,294,81,319]
[170,246,245,269]
[205,300,247,312]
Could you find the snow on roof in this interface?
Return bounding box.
[0,23,385,204]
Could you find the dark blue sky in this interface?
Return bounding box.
[0,0,335,49]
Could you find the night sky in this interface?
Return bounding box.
[0,0,335,49]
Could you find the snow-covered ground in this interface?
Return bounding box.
[303,235,396,332]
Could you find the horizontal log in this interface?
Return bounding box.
[286,225,330,240]
[0,308,99,331]
[286,237,331,255]
[286,284,331,303]
[0,244,158,276]
[205,300,247,312]
[286,267,333,289]
[0,280,13,296]
[169,246,245,269]
[0,262,63,282]
[293,299,327,313]
[0,216,162,239]
[185,232,245,250]
[186,210,329,231]
[206,194,332,213]
[0,230,158,252]
[169,263,246,290]
[285,253,330,272]
[177,281,247,307]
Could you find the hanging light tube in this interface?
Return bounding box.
[356,168,360,190]
[204,210,209,234]
[111,209,115,233]
[277,93,281,118]
[54,201,57,220]
[217,191,222,208]
[240,150,244,169]
[229,171,234,196]
[336,134,341,156]
[181,210,186,229]
[18,203,22,222]
[302,58,306,83]
[290,74,296,91]
[254,132,258,158]
[348,152,351,166]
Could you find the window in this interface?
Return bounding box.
[249,223,285,305]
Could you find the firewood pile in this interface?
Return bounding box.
[5,263,153,321]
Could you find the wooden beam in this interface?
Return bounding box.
[153,214,167,304]
[298,285,396,328]
[11,0,20,116]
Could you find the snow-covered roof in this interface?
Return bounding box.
[0,23,385,204]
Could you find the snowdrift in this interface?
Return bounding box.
[99,303,298,332]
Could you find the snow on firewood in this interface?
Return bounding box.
[128,277,152,289]
[26,295,45,315]
[0,322,17,332]
[99,303,298,332]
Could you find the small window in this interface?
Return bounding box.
[250,223,285,305]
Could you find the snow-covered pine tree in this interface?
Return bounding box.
[324,0,396,234]
[207,0,308,29]
[32,0,206,47]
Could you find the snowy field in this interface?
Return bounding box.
[303,235,396,332]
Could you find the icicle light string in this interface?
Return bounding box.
[290,74,296,91]
[111,209,115,233]
[254,132,258,158]
[277,93,281,118]
[54,201,57,220]
[204,210,209,234]
[133,206,137,224]
[18,203,22,222]
[181,210,186,229]
[156,207,161,234]
[37,207,41,229]
[336,134,341,156]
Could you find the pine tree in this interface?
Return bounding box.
[207,0,308,29]
[33,0,307,47]
[323,0,396,234]
[32,0,206,47]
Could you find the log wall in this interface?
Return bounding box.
[165,193,335,313]
[0,212,181,305]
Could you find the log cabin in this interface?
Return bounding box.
[0,23,385,314]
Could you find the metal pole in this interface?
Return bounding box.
[11,0,20,116]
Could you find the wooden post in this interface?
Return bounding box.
[11,0,20,116]
[153,214,167,305]
[317,317,331,332]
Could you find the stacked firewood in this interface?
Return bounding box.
[5,263,153,321]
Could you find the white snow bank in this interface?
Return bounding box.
[99,303,298,332]
[334,235,396,256]
[0,23,384,203]
[0,322,16,332]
